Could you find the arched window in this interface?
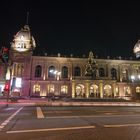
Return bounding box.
[122,69,128,81]
[99,68,105,77]
[74,66,81,76]
[111,68,117,80]
[62,66,68,78]
[35,65,42,77]
[48,66,55,78]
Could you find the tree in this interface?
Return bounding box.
[85,51,98,79]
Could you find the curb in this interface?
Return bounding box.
[1,99,140,107]
[11,101,140,107]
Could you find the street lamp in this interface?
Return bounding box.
[131,75,135,82]
[138,75,140,80]
[49,70,61,80]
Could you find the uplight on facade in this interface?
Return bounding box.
[15,78,22,88]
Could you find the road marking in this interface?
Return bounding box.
[7,125,96,134]
[36,107,44,119]
[45,114,140,119]
[5,107,15,110]
[104,123,140,128]
[0,107,23,131]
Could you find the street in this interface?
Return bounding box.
[1,105,140,140]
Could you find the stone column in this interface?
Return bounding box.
[99,81,103,98]
[113,82,116,97]
[72,81,75,98]
[85,81,90,98]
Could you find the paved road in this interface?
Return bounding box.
[1,105,140,140]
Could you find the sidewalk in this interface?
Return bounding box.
[1,98,140,107]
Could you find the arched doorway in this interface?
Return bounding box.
[75,84,85,98]
[104,85,112,98]
[90,84,99,97]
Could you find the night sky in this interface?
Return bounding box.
[0,1,140,58]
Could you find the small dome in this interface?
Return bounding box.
[11,25,36,52]
[133,40,140,58]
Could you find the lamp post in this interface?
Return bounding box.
[5,65,12,103]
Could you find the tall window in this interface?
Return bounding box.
[111,68,117,80]
[48,84,54,93]
[124,86,131,96]
[62,66,68,78]
[74,66,81,76]
[136,87,140,93]
[48,66,55,78]
[99,68,105,77]
[122,69,128,81]
[33,84,40,94]
[35,65,42,77]
[61,85,68,94]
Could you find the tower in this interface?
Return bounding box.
[10,24,36,97]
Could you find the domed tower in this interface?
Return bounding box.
[11,24,36,53]
[133,40,140,59]
[10,24,36,97]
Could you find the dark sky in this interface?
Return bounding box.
[0,1,140,58]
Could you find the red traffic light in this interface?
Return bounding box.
[4,81,10,91]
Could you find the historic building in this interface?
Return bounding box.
[1,24,140,100]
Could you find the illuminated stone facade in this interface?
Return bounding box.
[1,24,140,99]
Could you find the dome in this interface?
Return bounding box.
[11,25,36,52]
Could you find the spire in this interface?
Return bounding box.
[26,12,29,25]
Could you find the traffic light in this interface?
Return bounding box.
[1,47,9,63]
[4,81,10,91]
